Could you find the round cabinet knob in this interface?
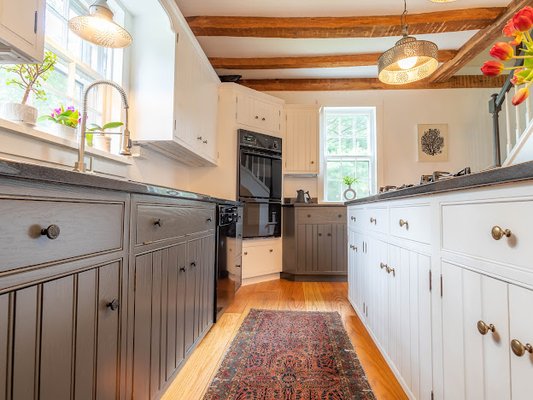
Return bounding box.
[310,161,315,164]
[179,266,186,272]
[386,266,396,277]
[106,299,119,311]
[262,117,266,121]
[269,249,273,253]
[511,339,533,357]
[380,262,387,270]
[190,262,197,268]
[41,224,61,240]
[338,214,342,218]
[477,320,495,335]
[244,252,248,256]
[307,214,311,218]
[491,226,511,240]
[206,218,213,223]
[399,219,409,229]
[327,233,331,237]
[154,219,163,227]
[255,115,259,119]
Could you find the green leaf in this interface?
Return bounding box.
[102,121,124,130]
[87,123,103,132]
[37,115,54,122]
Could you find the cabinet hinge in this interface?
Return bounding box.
[440,274,443,297]
[429,270,432,292]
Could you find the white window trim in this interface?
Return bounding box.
[319,106,378,203]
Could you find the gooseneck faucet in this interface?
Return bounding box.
[74,80,132,172]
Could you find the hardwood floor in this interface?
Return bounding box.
[162,279,407,400]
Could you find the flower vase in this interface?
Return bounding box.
[0,103,38,125]
[343,185,357,201]
[92,134,112,152]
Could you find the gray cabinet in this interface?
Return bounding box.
[283,205,347,281]
[0,180,129,400]
[128,195,216,400]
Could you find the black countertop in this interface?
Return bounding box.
[0,159,241,206]
[282,202,346,207]
[345,161,533,206]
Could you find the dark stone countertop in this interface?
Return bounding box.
[282,202,346,207]
[345,160,533,206]
[0,159,241,206]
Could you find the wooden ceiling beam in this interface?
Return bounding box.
[186,8,504,38]
[430,0,533,83]
[238,75,507,91]
[211,50,458,70]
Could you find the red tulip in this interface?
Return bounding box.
[512,87,529,106]
[512,6,533,32]
[503,19,518,37]
[481,61,504,76]
[510,32,524,46]
[490,42,514,61]
[511,68,526,85]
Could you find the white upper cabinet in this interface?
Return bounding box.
[284,105,319,175]
[0,0,45,63]
[130,0,219,167]
[235,89,283,135]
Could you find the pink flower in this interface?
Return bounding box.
[512,87,529,106]
[67,106,75,112]
[490,42,514,61]
[481,61,504,76]
[512,6,533,32]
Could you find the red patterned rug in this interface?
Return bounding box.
[203,309,375,400]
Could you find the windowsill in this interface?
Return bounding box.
[0,117,133,165]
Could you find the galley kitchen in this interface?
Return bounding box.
[1,0,532,399]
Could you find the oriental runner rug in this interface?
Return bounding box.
[203,309,376,400]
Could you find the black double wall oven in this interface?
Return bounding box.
[238,129,282,238]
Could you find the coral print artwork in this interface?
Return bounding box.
[417,124,449,162]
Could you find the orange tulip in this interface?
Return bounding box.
[503,19,518,37]
[511,69,526,85]
[481,61,504,76]
[512,87,529,106]
[490,42,514,61]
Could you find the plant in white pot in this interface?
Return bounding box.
[87,121,124,152]
[0,51,57,125]
[38,105,80,140]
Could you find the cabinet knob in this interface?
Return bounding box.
[386,266,396,277]
[327,233,331,237]
[255,115,259,119]
[269,249,273,253]
[491,226,511,240]
[154,218,163,227]
[399,219,409,229]
[307,214,311,218]
[511,339,533,357]
[40,224,60,240]
[179,266,186,272]
[350,216,356,221]
[206,217,212,223]
[310,161,315,164]
[262,117,266,121]
[203,140,208,144]
[370,217,377,225]
[318,233,322,237]
[244,252,248,256]
[380,262,387,270]
[106,299,119,311]
[236,264,241,268]
[197,136,203,140]
[190,262,197,268]
[477,320,495,335]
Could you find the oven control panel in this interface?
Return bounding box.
[239,129,282,153]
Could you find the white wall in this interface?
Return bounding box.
[270,88,496,197]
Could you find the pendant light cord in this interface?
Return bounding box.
[401,0,409,37]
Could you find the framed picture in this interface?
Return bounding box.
[417,124,448,162]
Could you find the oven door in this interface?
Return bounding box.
[239,148,282,200]
[241,199,281,238]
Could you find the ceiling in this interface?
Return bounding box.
[173,0,513,85]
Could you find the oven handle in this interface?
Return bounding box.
[240,150,282,160]
[240,198,282,204]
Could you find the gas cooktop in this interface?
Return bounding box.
[379,167,472,193]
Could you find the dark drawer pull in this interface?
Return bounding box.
[206,218,212,223]
[190,262,197,268]
[318,233,322,237]
[327,233,331,237]
[154,218,162,227]
[307,214,311,218]
[179,266,186,272]
[236,264,241,268]
[106,299,119,311]
[41,224,60,240]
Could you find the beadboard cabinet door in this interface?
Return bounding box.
[284,105,319,175]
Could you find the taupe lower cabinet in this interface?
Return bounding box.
[128,195,215,400]
[0,179,129,400]
[0,178,216,400]
[282,206,347,281]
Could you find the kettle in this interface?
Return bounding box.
[296,190,311,203]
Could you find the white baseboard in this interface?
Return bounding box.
[242,273,280,286]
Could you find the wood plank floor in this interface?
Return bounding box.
[162,280,407,400]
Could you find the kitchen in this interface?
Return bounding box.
[0,0,532,399]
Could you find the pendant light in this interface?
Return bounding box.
[68,0,132,48]
[378,0,438,85]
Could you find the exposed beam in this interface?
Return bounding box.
[239,75,507,91]
[186,8,504,38]
[430,0,533,83]
[211,50,458,70]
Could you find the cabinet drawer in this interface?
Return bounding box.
[0,199,124,273]
[348,207,366,232]
[242,240,281,279]
[390,205,431,244]
[136,205,215,245]
[365,207,388,234]
[442,200,533,270]
[296,207,346,224]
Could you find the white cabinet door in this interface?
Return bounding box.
[509,285,533,400]
[236,93,282,135]
[284,106,319,175]
[242,240,282,279]
[0,0,44,62]
[442,262,511,400]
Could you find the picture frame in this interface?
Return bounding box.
[417,124,449,162]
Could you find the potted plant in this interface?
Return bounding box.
[87,121,124,152]
[343,176,359,201]
[0,51,57,125]
[38,105,80,140]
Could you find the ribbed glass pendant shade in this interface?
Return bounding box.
[68,0,132,48]
[378,36,439,85]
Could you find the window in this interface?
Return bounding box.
[322,107,377,202]
[0,0,126,132]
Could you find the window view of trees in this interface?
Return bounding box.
[323,108,376,202]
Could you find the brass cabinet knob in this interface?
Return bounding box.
[477,320,496,335]
[40,224,61,240]
[262,117,266,121]
[370,217,377,224]
[310,161,315,164]
[255,115,259,119]
[491,226,511,240]
[511,339,533,357]
[269,249,273,253]
[380,262,387,270]
[244,252,248,256]
[399,219,409,229]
